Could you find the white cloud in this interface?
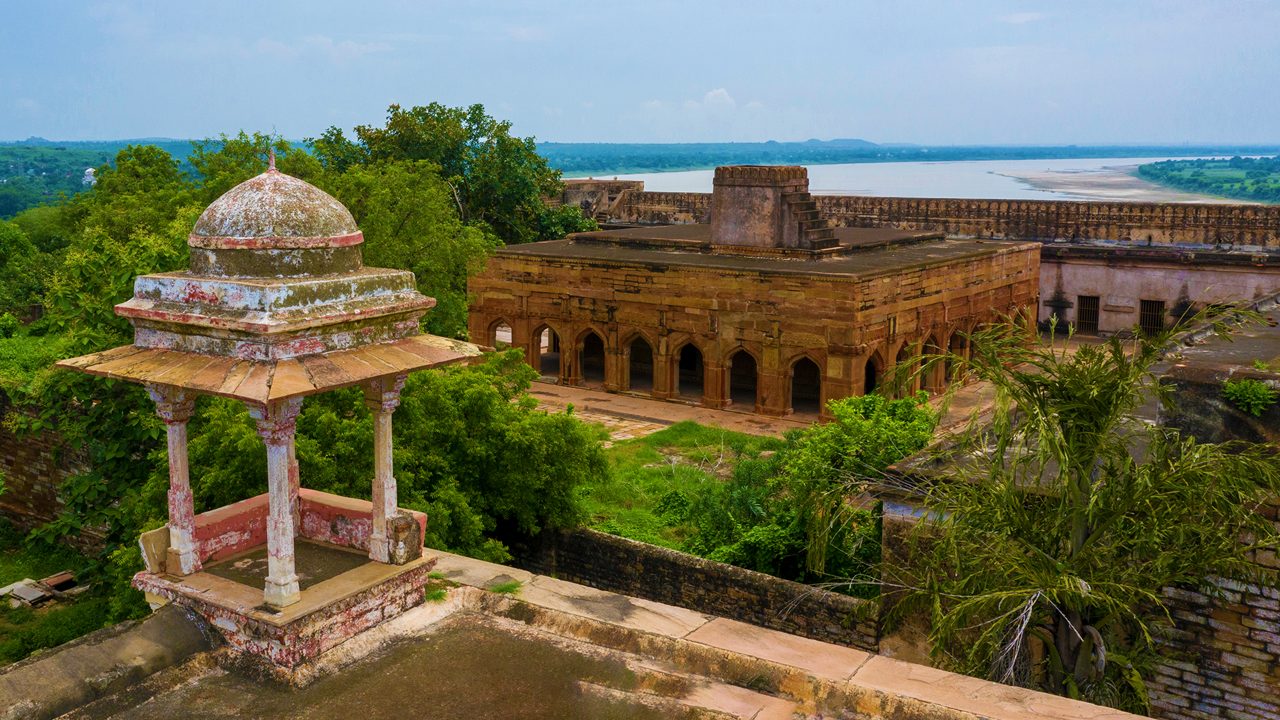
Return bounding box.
[998,12,1045,24]
[700,88,736,109]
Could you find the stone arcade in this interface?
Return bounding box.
[57,160,480,673]
[470,165,1041,418]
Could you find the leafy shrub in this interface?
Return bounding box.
[1222,378,1278,417]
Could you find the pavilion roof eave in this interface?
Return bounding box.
[56,334,485,406]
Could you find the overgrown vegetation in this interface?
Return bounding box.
[1221,377,1278,417]
[1137,155,1280,204]
[586,393,936,596]
[889,322,1280,712]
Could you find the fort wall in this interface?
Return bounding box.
[605,190,1280,248]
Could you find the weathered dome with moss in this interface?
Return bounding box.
[190,167,361,249]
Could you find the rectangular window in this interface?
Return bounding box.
[1076,296,1100,335]
[1139,299,1166,336]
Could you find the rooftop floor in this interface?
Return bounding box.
[203,541,370,592]
[74,550,1141,720]
[497,224,1036,279]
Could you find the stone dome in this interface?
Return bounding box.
[190,167,361,249]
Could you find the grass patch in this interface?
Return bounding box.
[424,587,448,602]
[489,580,522,595]
[581,421,784,549]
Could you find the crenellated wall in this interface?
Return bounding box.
[603,190,1280,249]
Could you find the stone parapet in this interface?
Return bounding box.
[513,527,880,651]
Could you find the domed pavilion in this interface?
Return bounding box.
[57,159,481,671]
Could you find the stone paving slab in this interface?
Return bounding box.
[428,549,1143,720]
[523,573,713,638]
[684,616,872,683]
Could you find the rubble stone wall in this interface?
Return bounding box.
[0,402,89,541]
[515,528,880,651]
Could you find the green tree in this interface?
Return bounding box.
[321,160,500,338]
[781,392,936,577]
[188,131,322,203]
[312,103,595,244]
[893,323,1280,711]
[0,221,48,317]
[74,145,193,241]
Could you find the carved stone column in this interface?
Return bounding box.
[146,385,200,576]
[248,398,304,608]
[364,375,406,563]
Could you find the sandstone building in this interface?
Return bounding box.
[566,179,1280,337]
[469,166,1040,417]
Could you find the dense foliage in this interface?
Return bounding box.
[890,322,1280,711]
[1138,156,1280,203]
[311,103,596,244]
[586,393,936,596]
[0,112,602,625]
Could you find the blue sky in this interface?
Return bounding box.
[2,1,1278,144]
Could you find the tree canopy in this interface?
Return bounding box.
[889,321,1280,712]
[312,103,595,244]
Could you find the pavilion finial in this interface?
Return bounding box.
[268,148,277,172]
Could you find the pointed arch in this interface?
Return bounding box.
[674,341,704,399]
[790,355,823,415]
[530,324,562,378]
[726,347,759,408]
[578,329,607,386]
[488,318,513,349]
[626,334,655,393]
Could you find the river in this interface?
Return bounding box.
[605,156,1246,203]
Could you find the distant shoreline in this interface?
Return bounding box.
[993,164,1259,204]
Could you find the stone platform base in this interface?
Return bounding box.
[134,552,435,683]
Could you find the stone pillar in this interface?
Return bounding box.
[603,340,624,393]
[703,360,729,409]
[652,337,673,399]
[146,385,200,576]
[248,398,304,608]
[364,375,407,564]
[758,367,789,416]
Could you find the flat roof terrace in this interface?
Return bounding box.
[497,224,1037,280]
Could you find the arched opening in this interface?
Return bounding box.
[534,326,561,378]
[864,356,880,395]
[894,344,916,396]
[677,344,704,399]
[791,357,822,415]
[627,336,654,393]
[579,331,606,386]
[491,320,512,349]
[727,350,758,409]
